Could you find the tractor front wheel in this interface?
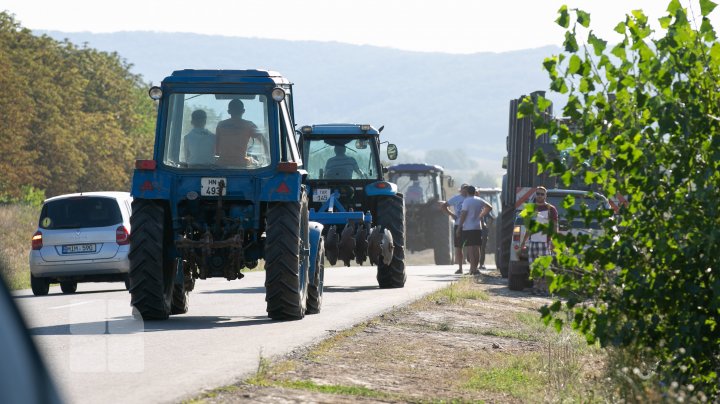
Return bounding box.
[306,238,324,315]
[375,195,406,288]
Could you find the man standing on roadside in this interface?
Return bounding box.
[520,186,559,295]
[456,185,492,275]
[441,184,468,274]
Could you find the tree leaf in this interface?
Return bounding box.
[564,31,579,53]
[700,0,718,16]
[577,9,591,28]
[588,32,607,56]
[568,54,582,74]
[556,5,570,28]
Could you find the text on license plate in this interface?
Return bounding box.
[313,188,331,202]
[62,244,96,254]
[200,177,227,196]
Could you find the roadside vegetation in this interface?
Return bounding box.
[521,1,720,398]
[0,189,44,289]
[187,275,681,403]
[0,12,155,200]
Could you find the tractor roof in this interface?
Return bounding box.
[163,69,292,85]
[387,163,445,173]
[301,124,380,136]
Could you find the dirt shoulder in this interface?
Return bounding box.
[186,265,608,403]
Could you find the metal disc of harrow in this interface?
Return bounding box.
[354,224,368,265]
[325,226,339,266]
[338,224,356,267]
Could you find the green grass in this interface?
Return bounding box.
[0,204,39,290]
[464,353,544,399]
[274,380,396,400]
[424,277,489,305]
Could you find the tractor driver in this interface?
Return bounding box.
[324,145,363,179]
[215,99,264,167]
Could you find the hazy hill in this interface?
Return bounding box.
[42,30,563,183]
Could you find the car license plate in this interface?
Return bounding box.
[62,244,96,254]
[200,177,227,196]
[313,188,331,202]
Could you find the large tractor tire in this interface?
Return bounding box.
[306,238,325,315]
[265,193,310,320]
[376,195,407,288]
[129,200,174,320]
[508,260,530,291]
[433,216,453,265]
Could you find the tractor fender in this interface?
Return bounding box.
[365,181,398,197]
[308,221,324,282]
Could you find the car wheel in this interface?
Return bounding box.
[60,281,77,294]
[30,275,49,296]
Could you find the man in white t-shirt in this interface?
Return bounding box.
[442,184,469,274]
[456,185,492,275]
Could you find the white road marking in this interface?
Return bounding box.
[50,300,99,310]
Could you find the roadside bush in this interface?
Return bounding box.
[523,1,720,397]
[0,203,40,290]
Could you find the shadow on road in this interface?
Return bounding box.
[28,315,274,336]
[14,287,128,299]
[323,285,380,293]
[198,286,265,295]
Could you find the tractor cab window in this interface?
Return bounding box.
[392,173,437,205]
[304,138,377,180]
[162,93,271,170]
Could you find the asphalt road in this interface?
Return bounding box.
[15,263,459,404]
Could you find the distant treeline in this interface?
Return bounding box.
[0,12,156,198]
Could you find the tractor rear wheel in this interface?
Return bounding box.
[306,238,324,315]
[433,216,453,265]
[376,195,406,288]
[128,200,174,320]
[265,193,310,320]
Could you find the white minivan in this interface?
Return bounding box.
[29,192,133,296]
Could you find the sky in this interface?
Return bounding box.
[0,0,715,54]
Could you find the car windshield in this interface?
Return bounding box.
[40,197,122,229]
[162,93,271,170]
[390,173,438,205]
[304,138,377,180]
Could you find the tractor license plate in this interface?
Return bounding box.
[62,244,96,254]
[200,177,227,196]
[313,188,331,202]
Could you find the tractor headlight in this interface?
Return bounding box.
[360,124,371,132]
[301,125,313,134]
[271,87,286,102]
[148,86,162,100]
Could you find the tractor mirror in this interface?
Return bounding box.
[387,144,398,160]
[502,156,508,169]
[448,177,455,187]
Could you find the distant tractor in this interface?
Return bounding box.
[129,70,324,320]
[298,124,406,288]
[387,164,455,265]
[475,187,501,254]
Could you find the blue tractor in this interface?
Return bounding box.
[298,124,406,288]
[129,70,324,320]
